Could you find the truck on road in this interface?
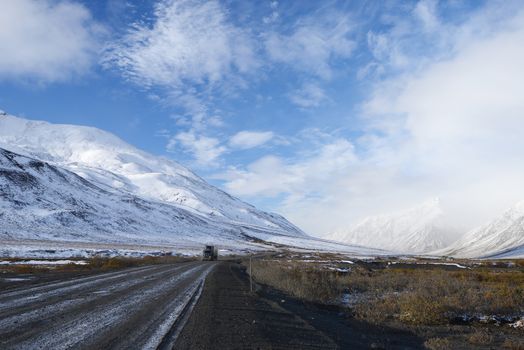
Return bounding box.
[202,245,218,261]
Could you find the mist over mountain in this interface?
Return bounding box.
[328,199,459,254]
[436,201,524,259]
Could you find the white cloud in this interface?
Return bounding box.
[363,8,524,218]
[413,0,439,32]
[289,82,328,108]
[0,0,103,83]
[263,1,279,24]
[104,0,258,89]
[265,13,355,79]
[217,138,357,200]
[216,3,524,237]
[103,0,260,161]
[166,91,225,131]
[328,4,524,234]
[229,131,274,150]
[168,131,226,167]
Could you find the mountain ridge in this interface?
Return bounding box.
[436,200,524,258]
[329,198,459,254]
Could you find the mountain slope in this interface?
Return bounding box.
[0,147,244,245]
[437,201,524,258]
[0,112,383,256]
[0,112,303,237]
[329,199,457,253]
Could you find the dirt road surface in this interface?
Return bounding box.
[0,261,215,350]
[1,261,425,349]
[175,262,424,350]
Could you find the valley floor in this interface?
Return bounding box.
[245,253,524,349]
[1,255,522,349]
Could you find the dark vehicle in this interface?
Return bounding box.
[203,245,218,261]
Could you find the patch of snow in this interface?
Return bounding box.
[2,277,32,282]
[0,260,87,265]
[510,318,524,329]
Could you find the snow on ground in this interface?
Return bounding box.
[387,261,470,269]
[0,260,87,265]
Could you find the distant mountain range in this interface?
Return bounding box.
[1,110,522,259]
[436,201,524,258]
[328,199,458,254]
[329,198,524,258]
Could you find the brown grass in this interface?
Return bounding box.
[10,265,43,274]
[503,338,524,350]
[424,337,451,350]
[0,255,196,274]
[245,258,524,326]
[86,255,195,270]
[468,328,494,345]
[246,260,341,303]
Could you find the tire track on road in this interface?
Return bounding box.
[0,262,215,350]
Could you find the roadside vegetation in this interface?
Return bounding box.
[0,255,196,274]
[244,254,524,348]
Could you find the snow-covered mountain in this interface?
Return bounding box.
[329,199,458,253]
[0,112,301,232]
[0,111,383,256]
[437,201,524,258]
[0,147,213,243]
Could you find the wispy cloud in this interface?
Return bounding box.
[216,138,356,199]
[104,0,262,164]
[167,130,226,167]
[0,0,104,83]
[229,131,274,150]
[289,82,328,108]
[104,0,258,90]
[265,12,356,79]
[263,1,279,24]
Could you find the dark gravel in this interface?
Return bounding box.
[174,261,425,349]
[0,261,214,349]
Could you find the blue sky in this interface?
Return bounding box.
[1,0,524,235]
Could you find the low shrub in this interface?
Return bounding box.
[246,260,341,303]
[398,293,446,325]
[245,257,524,326]
[424,337,451,350]
[11,265,42,274]
[468,328,494,345]
[503,338,524,350]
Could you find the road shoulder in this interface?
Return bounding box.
[174,261,338,349]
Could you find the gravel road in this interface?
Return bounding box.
[175,262,339,349]
[0,261,215,350]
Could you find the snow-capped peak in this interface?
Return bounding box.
[510,200,524,215]
[329,198,457,253]
[438,200,524,258]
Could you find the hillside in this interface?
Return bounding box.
[0,112,381,257]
